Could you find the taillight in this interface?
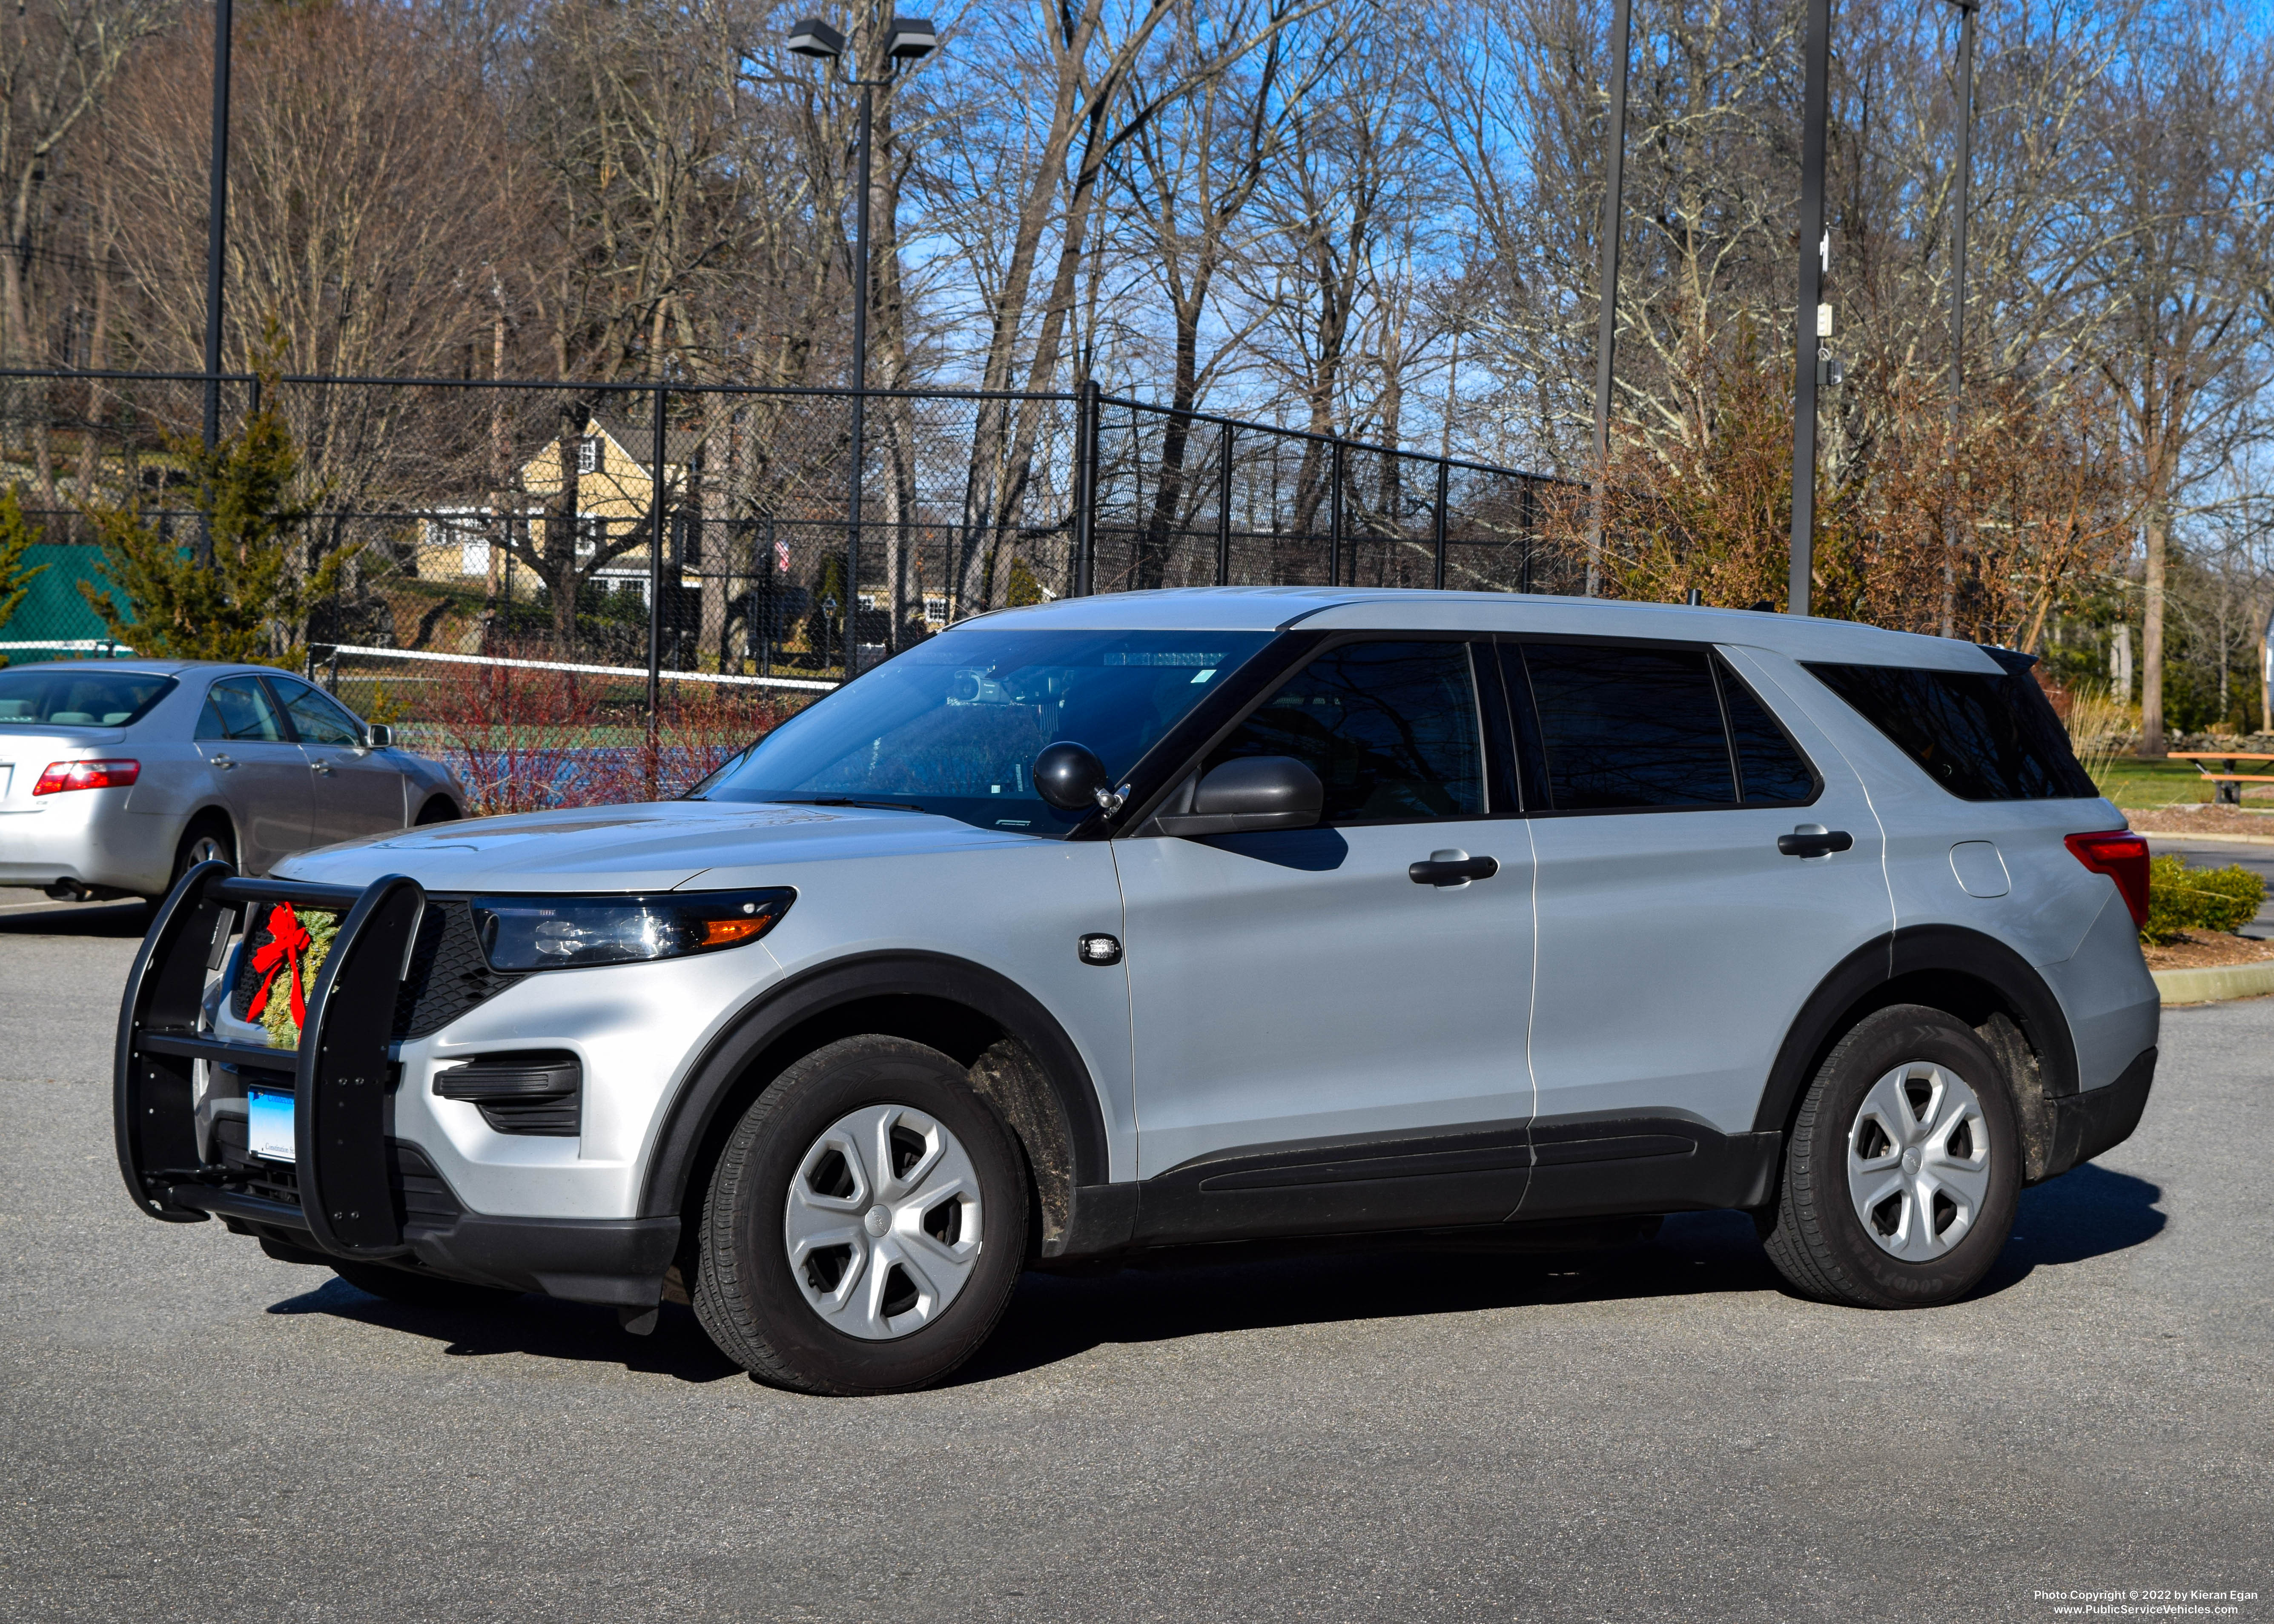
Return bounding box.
[32,759,141,796]
[2065,830,2150,926]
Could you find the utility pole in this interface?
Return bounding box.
[787,16,938,680]
[1588,0,1634,599]
[200,0,235,566]
[1785,0,1831,616]
[1940,0,1978,639]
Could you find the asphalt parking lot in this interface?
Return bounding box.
[1,894,2268,1623]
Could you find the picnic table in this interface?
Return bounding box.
[2169,752,2274,806]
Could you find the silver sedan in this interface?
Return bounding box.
[0,659,465,901]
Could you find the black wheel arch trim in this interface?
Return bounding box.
[1752,923,2081,1138]
[636,950,1113,1222]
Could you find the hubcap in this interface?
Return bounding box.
[783,1104,984,1341]
[1847,1061,1992,1262]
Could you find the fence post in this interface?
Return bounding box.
[1328,439,1344,587]
[646,381,667,798]
[1432,459,1449,591]
[1072,379,1100,596]
[1216,425,1234,587]
[1520,476,1537,594]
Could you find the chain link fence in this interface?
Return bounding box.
[1,369,1569,810]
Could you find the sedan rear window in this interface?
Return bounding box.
[0,669,175,727]
[1805,658,2097,800]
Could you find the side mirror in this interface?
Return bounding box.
[1032,741,1124,813]
[364,723,392,749]
[1155,756,1323,837]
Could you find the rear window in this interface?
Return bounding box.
[0,669,176,727]
[1804,658,2097,801]
[1508,642,1820,812]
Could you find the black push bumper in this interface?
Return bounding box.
[115,862,676,1311]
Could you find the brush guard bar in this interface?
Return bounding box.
[115,861,426,1260]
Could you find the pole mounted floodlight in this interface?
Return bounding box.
[783,14,943,673]
[786,18,846,58]
[887,18,938,59]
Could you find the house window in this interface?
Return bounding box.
[577,435,601,475]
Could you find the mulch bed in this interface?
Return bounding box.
[2127,805,2274,839]
[2140,930,2274,971]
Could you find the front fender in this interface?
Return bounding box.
[636,950,1113,1223]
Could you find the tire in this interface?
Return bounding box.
[414,797,460,825]
[169,816,235,887]
[331,1259,523,1312]
[692,1036,1030,1395]
[1762,1004,2021,1309]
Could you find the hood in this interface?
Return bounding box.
[273,798,1035,894]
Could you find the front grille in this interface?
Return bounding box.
[232,897,522,1040]
[213,1113,467,1231]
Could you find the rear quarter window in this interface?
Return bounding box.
[1804,658,2097,801]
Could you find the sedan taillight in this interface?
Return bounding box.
[32,759,141,796]
[2065,830,2150,926]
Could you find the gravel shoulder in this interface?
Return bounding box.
[1,902,2268,1623]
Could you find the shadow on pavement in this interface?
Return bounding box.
[0,897,150,938]
[958,1209,1781,1386]
[268,1275,741,1383]
[1971,1163,2168,1296]
[257,1169,2167,1389]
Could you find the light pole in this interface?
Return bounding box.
[1785,0,1831,616]
[201,0,235,566]
[788,14,937,678]
[1588,0,1635,599]
[1940,0,1978,639]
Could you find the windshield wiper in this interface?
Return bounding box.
[772,796,928,813]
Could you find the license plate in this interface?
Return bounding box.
[247,1086,295,1162]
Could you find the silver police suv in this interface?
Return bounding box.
[114,589,2159,1394]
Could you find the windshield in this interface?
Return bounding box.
[699,628,1275,836]
[0,669,176,727]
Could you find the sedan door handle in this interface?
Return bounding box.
[311,760,333,776]
[1778,826,1854,858]
[1409,852,1500,887]
[209,754,235,769]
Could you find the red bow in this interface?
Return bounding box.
[246,903,314,1029]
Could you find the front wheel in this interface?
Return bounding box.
[1761,1004,2021,1309]
[692,1036,1030,1395]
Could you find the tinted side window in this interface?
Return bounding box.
[1518,643,1735,810]
[1718,662,1819,805]
[1805,661,2097,800]
[1209,641,1485,823]
[199,677,287,742]
[272,677,363,746]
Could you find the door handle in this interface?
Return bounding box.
[311,760,334,776]
[1778,826,1854,858]
[210,754,235,769]
[1409,852,1500,887]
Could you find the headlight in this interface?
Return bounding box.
[472,889,795,971]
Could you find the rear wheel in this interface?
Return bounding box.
[414,797,460,825]
[692,1036,1030,1395]
[169,816,235,887]
[1762,1004,2020,1309]
[331,1260,522,1312]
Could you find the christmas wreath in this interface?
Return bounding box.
[246,902,341,1050]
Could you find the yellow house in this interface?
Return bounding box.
[417,411,698,589]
